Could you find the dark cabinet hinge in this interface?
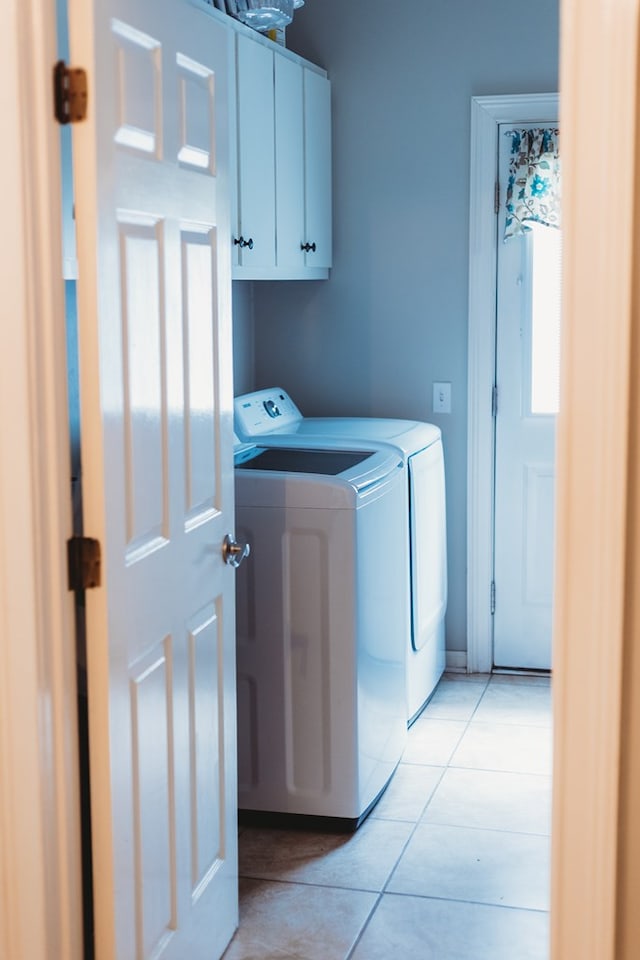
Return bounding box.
[54,61,88,125]
[67,537,101,591]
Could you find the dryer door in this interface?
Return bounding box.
[409,442,448,651]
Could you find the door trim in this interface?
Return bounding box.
[0,0,83,956]
[552,0,640,956]
[466,93,559,673]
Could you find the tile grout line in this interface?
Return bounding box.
[344,680,489,960]
[343,679,493,959]
[343,891,384,960]
[445,762,552,777]
[343,760,452,960]
[414,676,553,838]
[412,820,552,840]
[382,675,551,937]
[236,872,394,896]
[364,889,552,916]
[233,673,553,959]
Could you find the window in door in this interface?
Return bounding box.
[529,221,562,416]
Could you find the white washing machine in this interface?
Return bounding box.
[235,388,448,724]
[234,440,409,828]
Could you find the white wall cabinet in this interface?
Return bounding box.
[233,32,332,280]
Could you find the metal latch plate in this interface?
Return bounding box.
[67,537,101,591]
[54,61,88,125]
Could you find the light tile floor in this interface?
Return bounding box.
[223,672,552,960]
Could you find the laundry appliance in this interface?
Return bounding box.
[234,439,409,828]
[235,388,448,724]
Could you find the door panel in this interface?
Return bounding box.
[181,226,219,524]
[112,20,161,155]
[130,639,175,959]
[493,121,558,670]
[176,54,216,171]
[70,1,237,956]
[188,605,223,891]
[523,464,555,606]
[119,216,168,555]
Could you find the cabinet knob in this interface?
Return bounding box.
[233,236,254,250]
[301,242,317,253]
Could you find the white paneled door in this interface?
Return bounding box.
[69,0,238,957]
[493,122,560,670]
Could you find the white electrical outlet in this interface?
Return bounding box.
[433,381,452,414]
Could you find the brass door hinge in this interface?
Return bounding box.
[67,537,101,591]
[54,61,88,125]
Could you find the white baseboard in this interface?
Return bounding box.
[445,650,468,673]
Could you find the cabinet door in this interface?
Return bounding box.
[304,69,332,270]
[274,56,305,271]
[236,35,276,269]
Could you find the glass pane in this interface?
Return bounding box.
[530,222,562,415]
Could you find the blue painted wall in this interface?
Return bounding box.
[236,0,559,656]
[232,281,255,395]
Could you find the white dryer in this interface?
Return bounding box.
[235,388,448,724]
[234,441,409,828]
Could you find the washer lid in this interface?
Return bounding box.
[234,443,404,507]
[279,418,441,457]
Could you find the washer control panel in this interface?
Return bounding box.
[263,399,281,419]
[234,388,303,438]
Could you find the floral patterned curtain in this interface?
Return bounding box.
[504,127,560,241]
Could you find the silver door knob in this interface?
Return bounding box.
[223,534,250,568]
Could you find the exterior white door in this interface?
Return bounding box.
[69,0,238,957]
[493,122,560,669]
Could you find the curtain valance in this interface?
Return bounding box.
[504,127,560,240]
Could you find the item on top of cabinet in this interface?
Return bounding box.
[265,26,286,45]
[293,0,304,7]
[235,0,293,30]
[213,0,226,10]
[225,0,238,14]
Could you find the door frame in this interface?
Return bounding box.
[552,0,640,956]
[0,0,83,957]
[1,2,639,960]
[466,92,559,674]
